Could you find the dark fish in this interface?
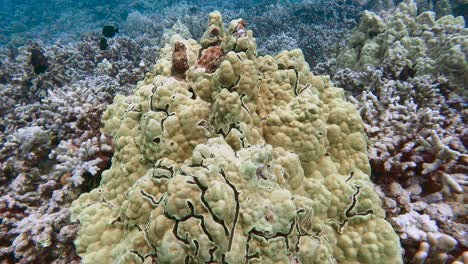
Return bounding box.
[102,25,119,38]
[30,48,48,74]
[99,37,108,50]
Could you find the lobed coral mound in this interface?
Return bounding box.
[336,0,467,97]
[326,1,467,262]
[71,12,402,264]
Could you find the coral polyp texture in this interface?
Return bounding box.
[336,0,467,96]
[71,12,402,263]
[326,1,467,262]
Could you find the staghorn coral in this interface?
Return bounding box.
[325,0,468,262]
[333,57,467,264]
[0,34,159,263]
[0,79,114,263]
[49,135,113,187]
[70,12,402,264]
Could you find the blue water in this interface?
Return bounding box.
[1,0,466,48]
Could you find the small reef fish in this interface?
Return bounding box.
[30,48,48,74]
[102,26,119,38]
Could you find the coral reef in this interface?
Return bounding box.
[1,0,397,67]
[1,0,466,263]
[316,0,468,262]
[415,0,468,20]
[70,12,402,264]
[0,35,159,263]
[224,0,386,65]
[336,0,467,94]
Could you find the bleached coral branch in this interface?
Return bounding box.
[416,130,464,174]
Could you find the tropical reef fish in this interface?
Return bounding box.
[30,47,48,74]
[102,25,119,38]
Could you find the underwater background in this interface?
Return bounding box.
[0,0,466,263]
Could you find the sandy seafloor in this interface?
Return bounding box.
[0,0,466,263]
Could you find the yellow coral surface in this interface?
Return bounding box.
[71,11,402,264]
[337,0,467,93]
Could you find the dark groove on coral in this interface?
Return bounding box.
[111,216,121,225]
[220,75,241,92]
[150,86,159,111]
[345,171,354,182]
[207,246,218,263]
[188,158,207,169]
[328,185,374,234]
[217,122,242,138]
[140,189,165,207]
[239,135,247,148]
[298,83,310,95]
[293,69,299,96]
[344,185,362,217]
[143,223,159,260]
[193,239,200,258]
[173,220,190,245]
[218,167,240,252]
[191,176,230,236]
[130,249,145,263]
[188,87,197,99]
[121,104,142,120]
[247,219,295,250]
[187,201,215,243]
[244,233,260,263]
[240,94,250,114]
[152,160,175,179]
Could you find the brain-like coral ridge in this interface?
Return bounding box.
[71,11,403,264]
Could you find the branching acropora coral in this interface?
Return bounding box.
[71,11,402,263]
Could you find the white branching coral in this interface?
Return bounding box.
[416,131,465,174]
[330,0,467,262]
[5,126,50,156]
[0,33,159,263]
[49,135,113,187]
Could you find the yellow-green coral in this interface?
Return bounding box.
[337,0,467,93]
[71,11,402,264]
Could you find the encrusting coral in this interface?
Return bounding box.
[71,12,402,263]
